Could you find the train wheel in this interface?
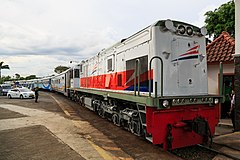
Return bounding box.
[112,114,120,126]
[76,95,80,103]
[129,119,141,135]
[97,106,105,118]
[129,120,135,133]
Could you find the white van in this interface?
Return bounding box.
[0,84,12,96]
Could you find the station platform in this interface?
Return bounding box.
[218,119,233,128]
[213,119,240,159]
[213,131,240,159]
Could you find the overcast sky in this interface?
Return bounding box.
[1,0,230,78]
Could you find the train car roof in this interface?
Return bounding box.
[83,19,200,61]
[80,19,202,63]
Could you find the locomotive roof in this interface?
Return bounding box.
[83,19,202,62]
[99,19,201,53]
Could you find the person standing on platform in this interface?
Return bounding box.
[230,89,235,132]
[35,87,39,103]
[222,81,232,118]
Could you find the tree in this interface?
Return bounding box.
[25,75,37,80]
[0,62,10,79]
[0,75,11,84]
[15,73,20,79]
[204,1,235,39]
[54,65,70,74]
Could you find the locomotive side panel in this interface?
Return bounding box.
[80,28,152,92]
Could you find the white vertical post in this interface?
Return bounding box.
[236,0,240,56]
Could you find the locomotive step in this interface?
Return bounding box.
[142,123,147,127]
[138,110,146,114]
[146,136,153,143]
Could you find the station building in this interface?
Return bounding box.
[206,31,235,118]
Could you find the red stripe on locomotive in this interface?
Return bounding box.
[80,69,153,91]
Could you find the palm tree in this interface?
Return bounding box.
[0,61,10,79]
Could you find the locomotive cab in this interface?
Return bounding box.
[142,20,221,150]
[151,20,208,97]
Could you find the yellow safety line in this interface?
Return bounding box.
[87,139,114,160]
[216,131,240,138]
[50,94,132,160]
[102,146,121,151]
[50,94,114,159]
[50,95,71,116]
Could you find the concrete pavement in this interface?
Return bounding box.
[0,104,129,160]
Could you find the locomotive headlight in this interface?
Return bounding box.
[200,27,207,36]
[177,99,181,104]
[165,19,175,31]
[178,25,185,34]
[214,98,219,104]
[208,97,213,102]
[162,100,170,108]
[172,99,176,104]
[181,99,185,103]
[186,27,193,35]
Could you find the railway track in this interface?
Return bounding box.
[198,143,240,160]
[53,92,240,160]
[172,141,240,160]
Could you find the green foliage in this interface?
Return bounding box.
[205,1,235,39]
[0,74,37,84]
[0,61,10,79]
[54,65,70,74]
[25,75,37,80]
[0,62,10,70]
[15,73,20,79]
[0,76,11,84]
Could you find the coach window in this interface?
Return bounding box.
[70,70,73,78]
[79,64,83,73]
[107,58,113,71]
[74,69,80,78]
[107,55,115,72]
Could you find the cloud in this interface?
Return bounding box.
[0,0,230,77]
[192,0,230,27]
[0,20,117,57]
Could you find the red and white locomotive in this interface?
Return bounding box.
[51,19,221,150]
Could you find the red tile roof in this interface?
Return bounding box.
[206,31,235,63]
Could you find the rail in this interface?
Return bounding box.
[149,56,163,98]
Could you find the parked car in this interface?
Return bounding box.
[7,88,35,99]
[0,84,12,96]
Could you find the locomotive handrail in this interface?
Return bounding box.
[149,56,163,98]
[134,59,141,96]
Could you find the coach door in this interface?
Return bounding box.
[116,52,125,87]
